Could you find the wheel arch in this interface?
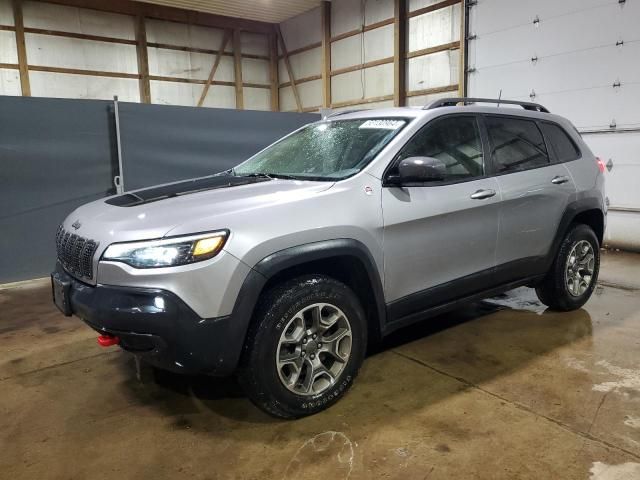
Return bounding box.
[225,239,387,372]
[546,197,605,270]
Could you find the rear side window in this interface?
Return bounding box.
[540,122,581,162]
[485,116,549,173]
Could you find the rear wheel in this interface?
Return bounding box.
[536,224,600,311]
[238,274,367,419]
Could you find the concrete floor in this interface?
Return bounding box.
[1,252,640,480]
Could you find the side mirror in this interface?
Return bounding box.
[392,156,447,184]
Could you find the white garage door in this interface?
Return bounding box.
[467,0,640,250]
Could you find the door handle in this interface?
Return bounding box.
[470,189,496,200]
[551,175,570,185]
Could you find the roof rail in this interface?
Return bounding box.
[425,97,550,113]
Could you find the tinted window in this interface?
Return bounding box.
[396,116,484,181]
[540,122,580,162]
[486,116,549,172]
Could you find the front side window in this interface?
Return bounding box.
[540,122,581,162]
[233,118,408,181]
[486,116,549,172]
[394,115,484,181]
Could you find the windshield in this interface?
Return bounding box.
[233,118,409,181]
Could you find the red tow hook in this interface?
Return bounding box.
[97,334,120,347]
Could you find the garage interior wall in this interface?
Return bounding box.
[466,0,640,251]
[0,0,465,111]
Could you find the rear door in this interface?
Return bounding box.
[381,114,500,311]
[483,115,576,279]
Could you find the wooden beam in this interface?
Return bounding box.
[279,74,321,89]
[406,40,459,59]
[29,65,139,79]
[0,25,16,31]
[38,0,275,34]
[276,25,302,112]
[232,29,243,109]
[331,56,394,77]
[405,84,459,97]
[393,0,407,106]
[330,17,394,43]
[321,1,331,108]
[134,16,151,103]
[13,0,30,96]
[24,27,136,44]
[331,94,394,109]
[407,0,461,19]
[278,41,321,59]
[269,31,279,111]
[197,30,230,107]
[0,62,19,69]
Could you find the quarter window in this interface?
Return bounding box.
[395,116,484,181]
[486,116,549,172]
[540,122,581,162]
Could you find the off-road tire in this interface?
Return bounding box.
[238,274,367,419]
[536,224,600,311]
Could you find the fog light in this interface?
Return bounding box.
[154,296,165,310]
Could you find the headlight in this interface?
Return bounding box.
[102,231,228,268]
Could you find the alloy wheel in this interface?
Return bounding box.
[275,303,352,396]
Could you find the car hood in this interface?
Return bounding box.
[62,176,335,245]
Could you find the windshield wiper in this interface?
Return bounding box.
[236,172,301,180]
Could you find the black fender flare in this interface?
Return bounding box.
[544,195,605,270]
[223,239,386,372]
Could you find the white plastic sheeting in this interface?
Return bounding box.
[147,48,234,81]
[145,19,228,51]
[0,30,17,64]
[30,71,139,101]
[150,80,235,108]
[332,63,394,104]
[22,1,135,39]
[26,33,139,73]
[278,7,322,110]
[468,0,640,250]
[407,49,459,92]
[408,4,460,52]
[0,69,20,96]
[0,0,13,25]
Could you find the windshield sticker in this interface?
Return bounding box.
[359,120,406,130]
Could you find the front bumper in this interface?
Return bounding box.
[51,261,246,375]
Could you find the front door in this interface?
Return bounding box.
[381,115,500,316]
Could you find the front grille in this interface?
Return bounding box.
[55,225,98,280]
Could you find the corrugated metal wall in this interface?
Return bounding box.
[467,0,640,251]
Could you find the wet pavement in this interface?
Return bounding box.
[1,251,639,479]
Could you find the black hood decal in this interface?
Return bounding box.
[105,175,270,207]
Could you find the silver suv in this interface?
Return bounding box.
[51,97,606,418]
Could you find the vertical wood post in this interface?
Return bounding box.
[393,0,407,106]
[321,1,331,108]
[233,29,244,109]
[459,0,468,97]
[269,30,279,111]
[13,0,30,96]
[135,16,151,103]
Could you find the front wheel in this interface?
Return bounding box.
[238,275,367,419]
[536,224,600,311]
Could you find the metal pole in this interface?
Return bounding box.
[113,95,125,194]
